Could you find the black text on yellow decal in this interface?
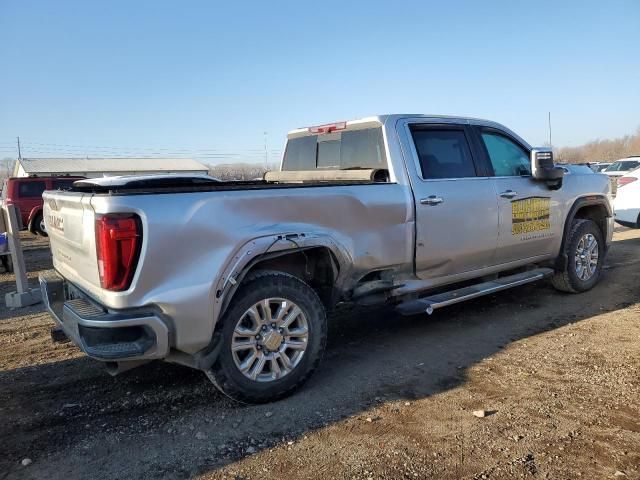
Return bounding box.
[512,197,550,235]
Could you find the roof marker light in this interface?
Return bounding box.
[308,122,347,134]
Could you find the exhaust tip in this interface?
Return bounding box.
[104,360,150,376]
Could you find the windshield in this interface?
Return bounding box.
[282,127,387,171]
[605,160,640,172]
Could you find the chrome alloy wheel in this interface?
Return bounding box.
[574,233,599,281]
[231,298,309,382]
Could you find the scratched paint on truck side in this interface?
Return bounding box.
[511,197,551,235]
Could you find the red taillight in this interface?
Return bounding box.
[617,176,637,188]
[308,121,347,134]
[95,214,141,291]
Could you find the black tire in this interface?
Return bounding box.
[551,219,604,293]
[207,270,327,403]
[1,255,12,273]
[33,212,48,237]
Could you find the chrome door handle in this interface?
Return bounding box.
[420,195,444,206]
[499,190,518,199]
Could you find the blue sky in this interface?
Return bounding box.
[1,0,638,164]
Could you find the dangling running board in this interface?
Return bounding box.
[396,268,554,316]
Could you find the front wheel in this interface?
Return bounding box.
[207,270,327,403]
[551,219,604,293]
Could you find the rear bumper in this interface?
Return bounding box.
[39,271,169,361]
[613,203,640,226]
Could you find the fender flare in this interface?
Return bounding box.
[212,232,352,326]
[27,206,43,232]
[190,232,351,371]
[555,195,612,271]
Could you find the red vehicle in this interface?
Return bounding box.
[1,176,84,236]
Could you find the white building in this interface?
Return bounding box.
[13,157,209,178]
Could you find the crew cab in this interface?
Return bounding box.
[1,176,84,235]
[40,115,614,403]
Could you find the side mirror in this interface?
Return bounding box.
[531,148,564,189]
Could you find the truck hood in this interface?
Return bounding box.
[559,164,596,175]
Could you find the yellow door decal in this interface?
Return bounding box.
[512,197,550,235]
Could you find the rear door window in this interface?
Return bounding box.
[410,127,477,179]
[282,127,387,171]
[18,181,46,198]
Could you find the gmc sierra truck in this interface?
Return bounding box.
[40,114,613,403]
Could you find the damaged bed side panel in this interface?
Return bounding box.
[88,183,414,354]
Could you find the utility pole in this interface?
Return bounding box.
[263,131,268,168]
[548,112,552,149]
[16,136,22,160]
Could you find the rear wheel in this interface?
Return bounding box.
[33,212,48,237]
[551,219,604,293]
[207,270,327,403]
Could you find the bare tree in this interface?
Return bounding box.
[555,127,640,164]
[0,157,16,180]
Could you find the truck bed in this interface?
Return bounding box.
[71,171,390,195]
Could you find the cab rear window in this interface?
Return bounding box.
[282,127,386,171]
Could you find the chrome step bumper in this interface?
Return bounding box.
[39,271,169,361]
[396,268,554,316]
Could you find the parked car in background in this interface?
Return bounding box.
[600,158,640,197]
[614,167,640,228]
[1,176,84,236]
[602,157,640,178]
[590,162,612,173]
[616,167,640,188]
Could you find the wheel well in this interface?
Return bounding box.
[27,208,42,232]
[573,204,608,239]
[245,247,339,309]
[555,202,609,272]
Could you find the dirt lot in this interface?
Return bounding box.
[0,229,638,480]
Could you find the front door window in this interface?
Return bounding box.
[481,132,531,177]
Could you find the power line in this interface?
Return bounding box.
[3,146,280,156]
[0,137,284,162]
[8,139,279,153]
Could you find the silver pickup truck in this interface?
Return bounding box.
[40,114,613,403]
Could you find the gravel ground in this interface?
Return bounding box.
[0,229,638,480]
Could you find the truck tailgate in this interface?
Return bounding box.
[43,191,102,293]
